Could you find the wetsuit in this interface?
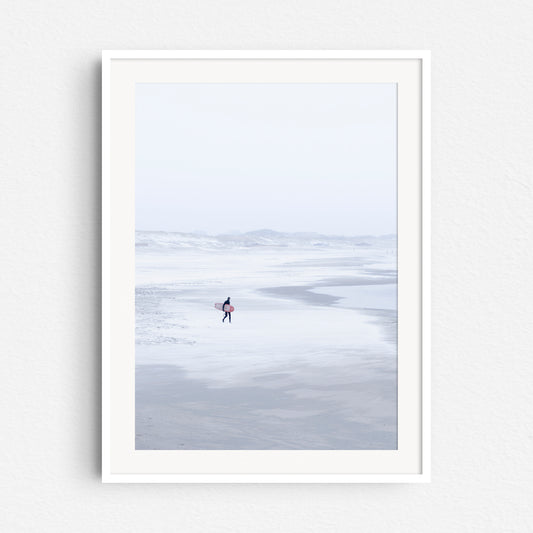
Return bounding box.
[222,298,231,323]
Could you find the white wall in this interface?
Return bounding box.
[2,1,532,531]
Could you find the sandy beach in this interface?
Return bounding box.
[135,231,397,449]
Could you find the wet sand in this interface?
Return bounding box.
[136,361,396,450]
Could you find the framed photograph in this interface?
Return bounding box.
[102,50,430,482]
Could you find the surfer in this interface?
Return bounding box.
[222,297,231,323]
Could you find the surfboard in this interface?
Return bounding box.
[214,303,234,312]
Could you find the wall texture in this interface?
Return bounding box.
[2,1,532,531]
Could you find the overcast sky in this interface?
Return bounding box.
[136,83,396,236]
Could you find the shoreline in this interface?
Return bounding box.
[257,276,397,310]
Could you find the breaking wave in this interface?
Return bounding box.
[136,229,396,252]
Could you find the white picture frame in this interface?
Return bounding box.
[102,50,431,483]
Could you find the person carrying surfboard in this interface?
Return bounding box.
[222,297,232,323]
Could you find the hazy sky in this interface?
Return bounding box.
[136,83,396,235]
